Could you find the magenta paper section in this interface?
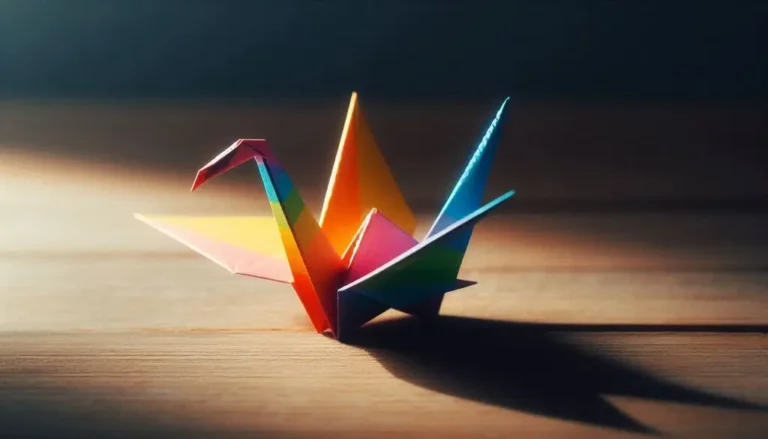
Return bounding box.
[344,210,418,285]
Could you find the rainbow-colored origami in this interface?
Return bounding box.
[135,93,513,340]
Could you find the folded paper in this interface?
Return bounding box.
[135,93,514,340]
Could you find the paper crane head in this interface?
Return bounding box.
[136,93,514,341]
[191,139,278,191]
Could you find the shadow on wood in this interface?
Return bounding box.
[345,316,768,435]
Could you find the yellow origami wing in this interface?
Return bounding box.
[134,214,293,283]
[319,92,417,256]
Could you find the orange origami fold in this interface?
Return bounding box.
[136,93,514,340]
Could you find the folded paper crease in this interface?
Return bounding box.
[135,93,513,340]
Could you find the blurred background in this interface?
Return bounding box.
[0,0,765,211]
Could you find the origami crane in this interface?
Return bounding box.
[135,93,514,340]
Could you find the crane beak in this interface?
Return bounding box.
[189,139,272,191]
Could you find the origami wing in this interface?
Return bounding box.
[390,96,511,317]
[134,214,293,283]
[319,92,417,256]
[427,97,510,238]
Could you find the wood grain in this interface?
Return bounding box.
[1,148,767,438]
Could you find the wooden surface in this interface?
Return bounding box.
[1,149,767,438]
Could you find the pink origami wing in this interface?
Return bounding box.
[134,214,293,283]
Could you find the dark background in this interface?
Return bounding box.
[0,0,766,210]
[1,0,766,101]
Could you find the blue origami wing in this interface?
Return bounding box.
[386,96,511,318]
[427,97,510,238]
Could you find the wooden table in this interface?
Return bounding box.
[1,149,767,438]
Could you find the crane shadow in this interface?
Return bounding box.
[343,316,768,435]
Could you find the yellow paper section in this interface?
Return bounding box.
[354,106,416,235]
[143,216,287,259]
[320,92,416,256]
